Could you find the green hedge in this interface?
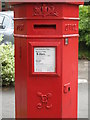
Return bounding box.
[0,35,15,86]
[79,5,90,60]
[79,5,90,48]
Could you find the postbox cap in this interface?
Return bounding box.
[8,0,84,5]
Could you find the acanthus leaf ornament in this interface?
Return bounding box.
[33,4,58,17]
[37,92,52,110]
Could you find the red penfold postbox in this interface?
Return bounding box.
[13,1,83,118]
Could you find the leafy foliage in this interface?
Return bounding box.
[79,5,90,47]
[0,35,15,86]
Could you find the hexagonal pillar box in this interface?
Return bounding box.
[11,0,84,119]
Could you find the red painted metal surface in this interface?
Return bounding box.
[14,2,82,118]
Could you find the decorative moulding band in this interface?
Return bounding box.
[13,17,80,21]
[14,34,79,38]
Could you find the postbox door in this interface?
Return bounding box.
[28,40,62,118]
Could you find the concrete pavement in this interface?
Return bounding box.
[0,60,89,119]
